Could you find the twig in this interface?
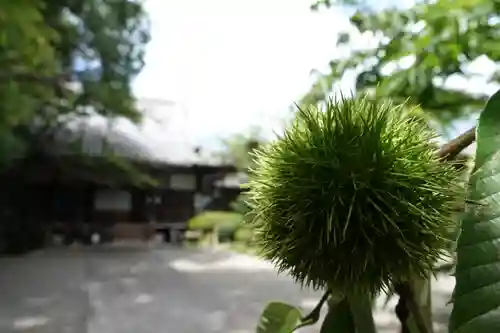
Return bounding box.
[437,126,476,161]
[394,284,413,333]
[295,289,331,329]
[396,283,430,333]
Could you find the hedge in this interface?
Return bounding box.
[187,211,244,232]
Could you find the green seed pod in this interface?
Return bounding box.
[247,96,461,294]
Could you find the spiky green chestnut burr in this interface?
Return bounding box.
[247,96,461,294]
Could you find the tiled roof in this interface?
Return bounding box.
[54,120,159,161]
[52,98,227,166]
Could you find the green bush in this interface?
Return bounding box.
[218,225,236,242]
[230,192,252,215]
[234,227,255,244]
[187,211,244,242]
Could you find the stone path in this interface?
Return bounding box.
[0,244,455,333]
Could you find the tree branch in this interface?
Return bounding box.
[437,126,476,160]
[295,289,332,329]
[393,126,477,333]
[395,284,411,333]
[395,283,430,333]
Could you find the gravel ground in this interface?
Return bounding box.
[0,243,455,333]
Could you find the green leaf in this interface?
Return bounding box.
[300,0,493,125]
[320,297,355,333]
[256,302,302,333]
[449,89,500,333]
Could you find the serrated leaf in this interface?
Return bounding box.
[256,302,302,333]
[449,89,500,333]
[320,298,355,333]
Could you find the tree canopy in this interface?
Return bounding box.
[215,127,264,170]
[303,0,498,129]
[0,0,150,164]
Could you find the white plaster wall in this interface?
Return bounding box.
[94,190,132,211]
[170,174,196,191]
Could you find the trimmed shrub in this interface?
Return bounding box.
[234,227,255,244]
[187,211,244,242]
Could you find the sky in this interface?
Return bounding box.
[132,0,355,149]
[130,0,497,157]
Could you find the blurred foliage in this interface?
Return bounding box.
[0,0,150,166]
[215,127,264,170]
[187,211,244,231]
[0,0,151,253]
[304,0,498,128]
[230,191,257,239]
[234,226,255,244]
[187,211,245,244]
[311,0,365,11]
[216,129,264,224]
[230,191,252,215]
